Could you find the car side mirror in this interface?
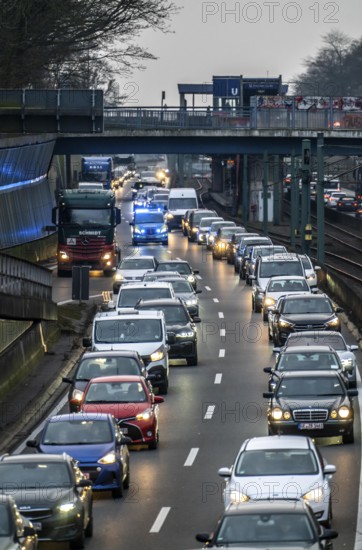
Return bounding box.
[82,337,92,348]
[249,275,256,280]
[311,288,318,294]
[263,392,274,399]
[77,479,93,487]
[335,306,344,313]
[196,289,202,294]
[154,396,165,404]
[196,533,212,543]
[314,265,322,271]
[192,316,201,323]
[108,300,115,309]
[26,439,38,448]
[120,436,132,445]
[350,345,358,351]
[62,377,74,385]
[320,529,338,541]
[193,269,199,274]
[348,389,359,397]
[218,467,232,477]
[323,464,336,476]
[263,367,272,373]
[129,221,134,226]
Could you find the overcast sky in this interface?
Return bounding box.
[117,0,362,107]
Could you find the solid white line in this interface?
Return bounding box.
[204,405,215,420]
[205,286,211,291]
[353,368,362,550]
[219,349,225,358]
[215,373,222,384]
[184,448,199,467]
[218,312,224,319]
[213,298,219,303]
[150,507,171,533]
[220,329,226,337]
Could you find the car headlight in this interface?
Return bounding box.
[98,451,117,464]
[338,406,351,419]
[185,298,197,306]
[134,226,141,234]
[102,253,112,260]
[59,251,69,260]
[341,358,353,370]
[326,317,340,328]
[192,227,198,233]
[160,224,168,233]
[264,297,275,307]
[115,273,124,281]
[279,320,294,328]
[71,389,84,402]
[227,490,250,504]
[177,331,194,338]
[150,349,165,362]
[271,407,283,420]
[167,213,174,219]
[306,274,316,280]
[303,486,324,503]
[58,503,76,513]
[187,275,195,283]
[136,408,152,421]
[209,235,215,243]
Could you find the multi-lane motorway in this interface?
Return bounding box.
[36,183,362,549]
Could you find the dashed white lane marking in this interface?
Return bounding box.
[219,349,225,358]
[218,312,224,319]
[167,250,172,254]
[150,507,171,533]
[196,274,202,279]
[213,298,219,303]
[215,373,222,384]
[205,286,211,291]
[220,329,226,337]
[184,448,199,467]
[204,405,216,420]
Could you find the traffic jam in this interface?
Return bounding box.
[1,169,361,550]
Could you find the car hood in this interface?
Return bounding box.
[38,441,115,462]
[166,323,194,334]
[266,291,311,301]
[228,473,322,499]
[92,342,162,354]
[3,487,75,509]
[82,402,149,419]
[281,313,335,324]
[175,292,196,301]
[117,269,152,279]
[277,395,344,409]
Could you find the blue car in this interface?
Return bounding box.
[26,413,130,499]
[130,208,168,245]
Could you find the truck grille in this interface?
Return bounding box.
[70,236,107,258]
[293,409,329,422]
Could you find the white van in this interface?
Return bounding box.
[166,188,198,230]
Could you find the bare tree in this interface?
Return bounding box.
[0,0,179,88]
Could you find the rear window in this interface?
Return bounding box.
[77,357,142,379]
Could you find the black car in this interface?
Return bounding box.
[0,494,38,550]
[154,260,199,290]
[196,500,338,549]
[264,345,349,391]
[135,298,200,365]
[187,209,217,241]
[63,350,149,412]
[336,196,358,211]
[263,370,358,443]
[225,229,247,264]
[0,454,93,548]
[269,294,343,346]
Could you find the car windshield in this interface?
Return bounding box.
[0,504,10,536]
[276,376,344,397]
[278,352,339,371]
[193,211,215,223]
[118,288,172,307]
[95,319,162,343]
[85,381,146,403]
[235,449,318,476]
[286,334,346,350]
[134,212,164,223]
[76,357,141,379]
[252,246,287,258]
[156,263,191,274]
[119,259,155,270]
[199,217,222,228]
[260,261,303,277]
[216,513,315,544]
[0,463,72,488]
[219,228,238,238]
[210,222,234,232]
[143,272,181,281]
[139,305,188,325]
[43,419,113,445]
[168,198,198,209]
[169,280,194,293]
[283,298,333,314]
[267,279,309,292]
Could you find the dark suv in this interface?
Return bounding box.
[187,209,217,241]
[135,298,201,365]
[0,453,93,548]
[269,294,343,346]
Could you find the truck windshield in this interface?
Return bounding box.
[61,208,111,226]
[168,198,197,209]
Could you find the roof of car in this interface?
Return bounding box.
[224,499,309,516]
[47,413,112,423]
[258,254,300,262]
[0,453,73,463]
[244,434,311,451]
[82,350,141,359]
[267,275,307,281]
[279,345,335,354]
[286,330,344,340]
[277,369,341,379]
[282,293,328,300]
[136,298,184,307]
[157,260,190,264]
[121,255,156,261]
[95,310,164,320]
[86,375,144,384]
[119,281,173,288]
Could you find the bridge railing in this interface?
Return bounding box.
[104,106,362,130]
[0,253,52,301]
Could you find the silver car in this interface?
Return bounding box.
[156,276,202,317]
[112,255,158,293]
[298,254,321,289]
[218,435,336,527]
[262,275,315,321]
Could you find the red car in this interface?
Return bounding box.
[80,375,164,449]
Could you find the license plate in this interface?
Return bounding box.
[83,472,90,480]
[32,522,42,531]
[298,422,324,430]
[119,428,128,434]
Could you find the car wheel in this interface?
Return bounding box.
[85,515,93,538]
[322,500,333,528]
[240,269,246,280]
[148,431,159,450]
[112,483,123,499]
[123,465,130,489]
[262,310,268,322]
[343,429,354,444]
[234,264,238,273]
[268,325,273,341]
[267,425,273,436]
[187,349,198,366]
[158,378,168,395]
[254,301,262,313]
[70,526,86,549]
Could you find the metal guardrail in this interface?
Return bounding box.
[0,253,52,301]
[104,107,362,131]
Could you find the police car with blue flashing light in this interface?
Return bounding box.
[129,208,168,246]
